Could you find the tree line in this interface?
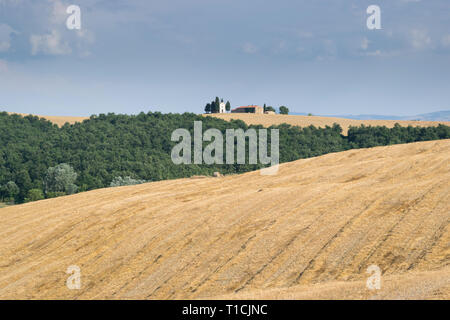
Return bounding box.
[0,111,448,204]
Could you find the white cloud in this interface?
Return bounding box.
[409,29,432,49]
[30,30,72,55]
[50,0,69,25]
[76,28,95,44]
[0,23,17,52]
[366,50,382,56]
[242,42,257,54]
[364,50,400,58]
[26,1,94,57]
[75,29,95,57]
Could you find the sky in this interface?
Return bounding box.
[0,0,449,116]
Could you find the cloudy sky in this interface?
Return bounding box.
[0,0,449,116]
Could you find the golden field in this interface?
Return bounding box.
[0,139,448,299]
[204,113,450,135]
[6,112,450,135]
[6,112,88,127]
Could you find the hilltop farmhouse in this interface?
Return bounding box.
[205,99,275,114]
[231,105,264,114]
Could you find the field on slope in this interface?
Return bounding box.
[6,112,450,134]
[204,113,450,135]
[6,112,88,126]
[0,140,449,299]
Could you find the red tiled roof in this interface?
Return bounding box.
[231,105,261,111]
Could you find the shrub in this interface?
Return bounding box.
[110,176,146,187]
[46,191,66,199]
[25,189,44,202]
[0,181,19,202]
[44,164,78,195]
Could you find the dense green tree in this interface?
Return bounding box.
[265,106,276,113]
[44,163,78,195]
[226,101,231,112]
[0,111,448,204]
[279,106,289,114]
[25,188,44,202]
[210,97,221,113]
[210,101,217,113]
[204,103,211,114]
[5,181,19,200]
[46,192,66,199]
[16,170,32,201]
[110,176,146,187]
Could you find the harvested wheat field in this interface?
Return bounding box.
[204,113,450,135]
[6,112,450,133]
[6,112,88,127]
[0,140,449,299]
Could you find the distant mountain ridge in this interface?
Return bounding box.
[291,110,450,122]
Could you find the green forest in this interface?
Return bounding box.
[0,111,449,204]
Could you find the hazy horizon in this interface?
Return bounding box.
[2,107,450,119]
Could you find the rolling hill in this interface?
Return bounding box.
[204,113,450,135]
[291,110,450,122]
[6,111,450,134]
[0,139,448,299]
[6,112,88,127]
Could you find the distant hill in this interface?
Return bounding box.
[7,110,450,127]
[291,110,450,122]
[405,111,450,121]
[207,113,450,134]
[6,112,88,126]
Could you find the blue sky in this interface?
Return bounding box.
[0,0,449,116]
